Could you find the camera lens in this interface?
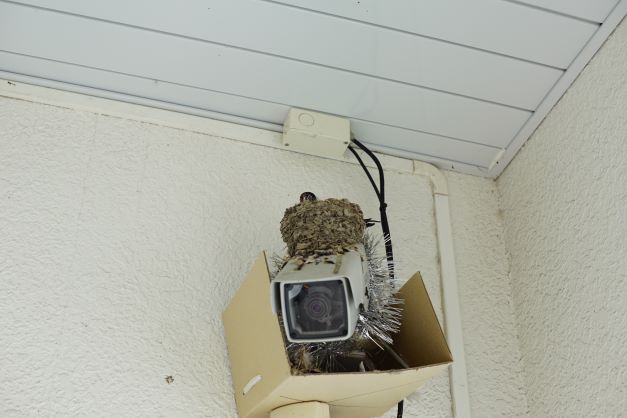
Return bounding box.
[305,292,332,320]
[283,279,349,340]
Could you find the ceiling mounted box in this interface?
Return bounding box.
[223,253,452,418]
[282,108,351,159]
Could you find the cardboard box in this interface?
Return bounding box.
[223,254,452,418]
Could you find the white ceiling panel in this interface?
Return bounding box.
[0,0,624,177]
[5,0,563,110]
[266,0,598,67]
[510,0,619,22]
[0,2,531,146]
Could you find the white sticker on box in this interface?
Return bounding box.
[242,375,262,395]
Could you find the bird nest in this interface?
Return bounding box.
[280,198,365,258]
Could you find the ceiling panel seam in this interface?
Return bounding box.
[502,0,612,23]
[361,142,492,172]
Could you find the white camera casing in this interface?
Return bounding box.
[271,246,368,343]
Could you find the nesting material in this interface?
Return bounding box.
[280,198,365,258]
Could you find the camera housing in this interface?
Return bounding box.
[271,247,368,343]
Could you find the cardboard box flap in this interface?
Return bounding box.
[223,253,291,414]
[327,365,447,418]
[277,364,448,405]
[392,271,452,368]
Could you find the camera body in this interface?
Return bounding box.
[271,247,369,343]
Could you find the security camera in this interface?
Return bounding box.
[271,247,369,343]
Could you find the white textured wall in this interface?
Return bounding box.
[0,94,528,417]
[446,171,529,418]
[497,19,627,418]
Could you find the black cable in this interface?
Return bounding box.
[397,400,404,418]
[348,146,381,200]
[351,139,394,280]
[350,138,403,417]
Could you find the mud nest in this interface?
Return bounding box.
[280,198,365,258]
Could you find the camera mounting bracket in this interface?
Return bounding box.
[270,401,330,418]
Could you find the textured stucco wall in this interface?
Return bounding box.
[497,19,627,418]
[0,95,527,417]
[446,171,529,418]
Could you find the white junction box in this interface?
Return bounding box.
[282,108,351,159]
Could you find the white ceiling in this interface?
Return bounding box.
[0,0,625,177]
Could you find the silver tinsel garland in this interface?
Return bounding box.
[270,231,403,373]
